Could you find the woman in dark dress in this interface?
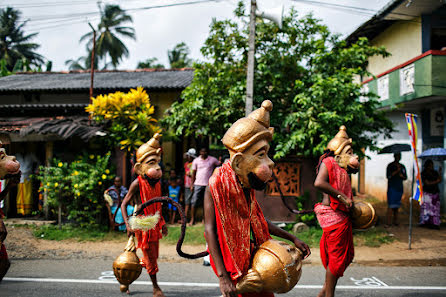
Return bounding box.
[420,159,442,229]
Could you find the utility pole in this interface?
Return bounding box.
[245,0,257,116]
[88,22,96,125]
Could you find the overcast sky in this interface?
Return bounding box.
[3,0,391,71]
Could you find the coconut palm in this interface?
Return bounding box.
[80,4,135,69]
[168,42,192,68]
[0,7,44,70]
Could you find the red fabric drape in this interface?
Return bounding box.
[323,157,353,212]
[208,162,271,282]
[319,217,354,277]
[135,176,165,249]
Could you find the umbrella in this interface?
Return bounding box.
[378,143,411,154]
[418,147,446,161]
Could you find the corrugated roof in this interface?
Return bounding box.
[0,69,195,92]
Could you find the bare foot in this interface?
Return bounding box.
[153,287,165,297]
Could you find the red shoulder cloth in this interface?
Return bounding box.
[208,162,271,281]
[135,176,165,249]
[322,157,353,213]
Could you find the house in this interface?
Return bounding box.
[346,0,446,211]
[0,69,194,216]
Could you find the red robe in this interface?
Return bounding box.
[209,162,273,297]
[135,176,165,249]
[315,157,354,277]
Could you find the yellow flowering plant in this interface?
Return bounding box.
[36,153,114,227]
[86,87,159,152]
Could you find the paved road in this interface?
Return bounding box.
[1,259,446,296]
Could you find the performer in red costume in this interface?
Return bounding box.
[314,126,359,297]
[0,142,21,281]
[204,100,310,297]
[122,133,168,297]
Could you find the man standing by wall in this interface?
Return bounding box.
[189,147,220,225]
[386,152,407,227]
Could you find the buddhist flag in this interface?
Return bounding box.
[405,113,423,204]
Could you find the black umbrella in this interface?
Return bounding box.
[378,143,411,154]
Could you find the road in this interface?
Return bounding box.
[1,259,446,296]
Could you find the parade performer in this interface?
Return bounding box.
[204,100,310,297]
[121,133,168,297]
[0,142,21,281]
[313,125,359,297]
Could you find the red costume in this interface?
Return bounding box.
[208,162,273,297]
[135,176,165,275]
[314,157,354,277]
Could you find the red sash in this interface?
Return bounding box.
[135,176,165,249]
[323,157,353,213]
[208,162,271,281]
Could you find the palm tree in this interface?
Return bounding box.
[0,7,44,70]
[80,4,135,69]
[168,42,192,68]
[136,57,164,69]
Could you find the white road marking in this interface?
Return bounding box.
[350,276,388,287]
[3,277,446,290]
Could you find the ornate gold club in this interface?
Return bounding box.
[236,239,303,294]
[351,201,378,230]
[113,235,142,292]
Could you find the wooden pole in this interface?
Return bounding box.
[245,0,256,116]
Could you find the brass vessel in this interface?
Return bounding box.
[351,201,377,229]
[236,239,303,294]
[113,235,142,292]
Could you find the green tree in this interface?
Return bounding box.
[136,57,165,69]
[0,7,44,70]
[162,3,393,159]
[80,4,135,69]
[168,42,192,68]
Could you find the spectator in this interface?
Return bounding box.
[106,176,132,231]
[189,147,220,225]
[168,176,182,224]
[183,148,196,222]
[385,152,407,227]
[420,159,442,229]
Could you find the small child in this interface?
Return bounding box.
[168,177,182,224]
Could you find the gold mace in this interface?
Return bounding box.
[112,235,142,292]
[236,239,303,294]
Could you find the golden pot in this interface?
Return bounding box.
[113,235,142,292]
[236,239,303,294]
[351,201,377,229]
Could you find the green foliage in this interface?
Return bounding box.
[0,7,44,71]
[36,153,114,227]
[168,42,192,68]
[162,2,393,159]
[33,224,127,242]
[137,57,165,69]
[80,4,135,69]
[353,227,394,247]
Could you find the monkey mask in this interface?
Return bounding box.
[326,126,359,174]
[222,100,275,190]
[134,133,162,185]
[0,141,20,180]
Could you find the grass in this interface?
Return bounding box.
[28,223,394,248]
[160,224,206,245]
[32,224,127,242]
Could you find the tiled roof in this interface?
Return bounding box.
[0,69,194,92]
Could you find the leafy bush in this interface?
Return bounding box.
[86,87,158,152]
[36,153,114,227]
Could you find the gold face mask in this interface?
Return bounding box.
[134,133,162,180]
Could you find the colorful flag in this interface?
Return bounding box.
[405,113,423,204]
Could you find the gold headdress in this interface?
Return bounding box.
[222,100,274,153]
[136,133,162,163]
[326,125,352,155]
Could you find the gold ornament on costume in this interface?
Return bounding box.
[222,100,274,153]
[326,125,352,156]
[136,132,162,163]
[236,239,303,294]
[112,235,142,292]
